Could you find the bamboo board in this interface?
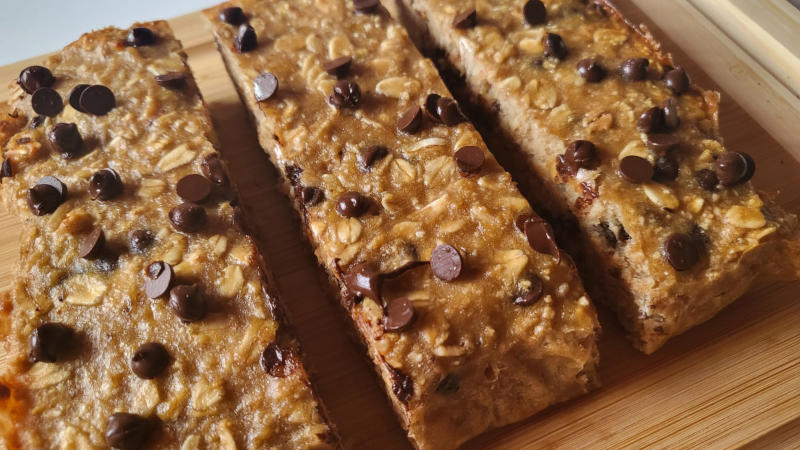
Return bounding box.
[1,1,799,448]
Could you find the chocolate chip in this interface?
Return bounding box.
[343,261,382,300]
[105,412,151,450]
[47,122,83,159]
[169,203,207,232]
[154,72,187,89]
[638,107,665,134]
[353,0,380,13]
[620,58,649,81]
[145,261,174,299]
[360,145,388,171]
[29,323,75,363]
[18,66,55,94]
[329,80,361,108]
[653,154,679,183]
[454,146,485,174]
[234,24,257,53]
[68,84,89,111]
[714,151,754,186]
[130,230,155,254]
[664,67,690,95]
[254,72,278,101]
[126,27,157,47]
[577,58,606,82]
[0,159,11,181]
[524,219,560,260]
[662,233,699,271]
[176,174,212,203]
[388,364,414,404]
[219,6,246,25]
[523,0,547,26]
[336,191,368,218]
[31,87,63,117]
[322,56,353,78]
[424,93,442,121]
[29,116,45,128]
[695,168,719,191]
[543,33,567,60]
[397,105,423,134]
[261,342,295,377]
[435,374,460,395]
[131,343,170,379]
[437,97,465,126]
[169,284,207,323]
[27,184,63,215]
[618,155,654,183]
[78,226,106,259]
[80,85,115,116]
[300,186,324,206]
[564,140,598,173]
[514,275,544,306]
[37,176,67,199]
[453,8,477,28]
[646,133,680,153]
[89,168,123,200]
[201,153,229,186]
[515,213,536,233]
[662,97,680,130]
[431,244,462,281]
[384,297,415,332]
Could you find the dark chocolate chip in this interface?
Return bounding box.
[424,93,442,121]
[695,168,719,191]
[79,85,115,116]
[577,58,606,82]
[662,233,699,271]
[68,84,89,112]
[219,6,246,25]
[261,342,295,377]
[637,106,665,134]
[300,186,324,206]
[543,33,567,60]
[131,343,170,379]
[254,72,278,101]
[514,275,544,306]
[329,80,361,108]
[29,116,45,129]
[336,191,368,217]
[27,184,63,215]
[48,122,84,159]
[145,261,174,299]
[29,323,76,363]
[89,168,123,200]
[653,154,679,183]
[714,151,754,186]
[397,105,423,134]
[105,412,151,450]
[130,230,155,254]
[387,364,414,404]
[515,213,535,233]
[564,140,598,173]
[169,284,207,323]
[662,97,680,130]
[524,219,560,260]
[384,297,415,332]
[169,203,207,232]
[435,374,460,395]
[436,97,464,126]
[126,27,157,47]
[37,176,67,199]
[431,244,462,281]
[18,66,55,94]
[618,155,654,183]
[620,58,649,81]
[353,0,380,13]
[453,8,477,28]
[664,67,690,95]
[176,174,212,203]
[322,56,353,78]
[31,87,63,117]
[523,0,547,26]
[454,146,485,174]
[343,261,382,300]
[646,133,680,152]
[78,226,106,259]
[360,145,388,171]
[154,72,187,90]
[201,153,229,186]
[0,159,11,181]
[234,24,257,53]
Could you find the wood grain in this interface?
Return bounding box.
[1,2,799,448]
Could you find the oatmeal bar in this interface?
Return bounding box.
[395,0,800,353]
[205,1,600,448]
[0,22,335,449]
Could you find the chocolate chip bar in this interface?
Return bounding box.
[395,0,800,353]
[0,22,334,448]
[204,2,600,448]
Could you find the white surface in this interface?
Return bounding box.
[0,0,219,65]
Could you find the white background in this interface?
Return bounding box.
[0,0,219,65]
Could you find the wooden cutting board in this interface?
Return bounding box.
[1,1,799,448]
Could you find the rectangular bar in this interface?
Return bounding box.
[204,1,600,448]
[395,0,800,352]
[0,22,334,449]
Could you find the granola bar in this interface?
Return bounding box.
[0,21,334,449]
[395,0,800,353]
[204,1,601,448]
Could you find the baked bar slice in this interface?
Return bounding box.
[0,21,334,449]
[395,0,800,353]
[205,1,600,449]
